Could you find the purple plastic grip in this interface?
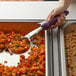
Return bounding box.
[41,11,69,29]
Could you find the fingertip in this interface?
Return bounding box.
[46,9,58,23]
[61,13,66,17]
[60,14,66,23]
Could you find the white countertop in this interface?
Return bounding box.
[0,1,57,19]
[0,1,76,20]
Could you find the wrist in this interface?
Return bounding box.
[59,0,71,9]
[53,3,67,15]
[57,1,69,12]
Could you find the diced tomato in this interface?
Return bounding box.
[4,61,7,63]
[1,39,5,44]
[30,67,35,72]
[37,71,44,75]
[30,38,33,41]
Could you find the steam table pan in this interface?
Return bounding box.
[58,20,76,76]
[0,19,53,76]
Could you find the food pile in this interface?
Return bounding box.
[0,31,30,54]
[0,31,45,76]
[64,31,76,76]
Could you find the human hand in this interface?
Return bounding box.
[46,5,67,29]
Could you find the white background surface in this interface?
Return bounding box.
[0,2,57,19]
[0,1,75,20]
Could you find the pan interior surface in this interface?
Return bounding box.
[0,22,45,66]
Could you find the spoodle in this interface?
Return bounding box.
[21,11,69,40]
[9,11,69,54]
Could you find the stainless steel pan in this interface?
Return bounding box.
[0,19,53,76]
[58,20,76,76]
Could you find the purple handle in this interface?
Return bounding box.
[41,11,69,29]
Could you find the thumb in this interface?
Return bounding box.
[46,9,56,22]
